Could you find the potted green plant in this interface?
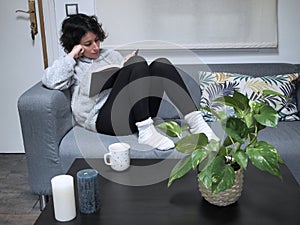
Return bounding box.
[158,90,284,206]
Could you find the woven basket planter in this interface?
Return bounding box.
[198,168,244,206]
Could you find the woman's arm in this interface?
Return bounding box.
[42,44,84,90]
[42,55,77,90]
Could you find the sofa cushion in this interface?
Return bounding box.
[199,71,300,121]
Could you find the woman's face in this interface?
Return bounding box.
[80,32,100,59]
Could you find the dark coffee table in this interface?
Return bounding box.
[34,158,300,225]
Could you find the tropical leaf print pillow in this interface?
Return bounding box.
[199,71,300,122]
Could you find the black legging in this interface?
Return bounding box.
[96,56,197,136]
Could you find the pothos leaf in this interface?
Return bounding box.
[198,156,236,194]
[253,104,279,128]
[157,121,183,138]
[175,133,208,154]
[263,89,289,100]
[232,150,248,169]
[168,156,192,187]
[191,149,208,169]
[246,141,283,180]
[249,100,279,127]
[223,117,250,143]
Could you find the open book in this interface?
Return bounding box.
[88,64,122,97]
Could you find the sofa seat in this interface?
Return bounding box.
[259,121,300,184]
[59,125,186,172]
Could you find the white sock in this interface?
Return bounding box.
[136,117,175,150]
[184,111,219,141]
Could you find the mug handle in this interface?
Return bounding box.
[104,153,112,165]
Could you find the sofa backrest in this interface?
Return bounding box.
[179,63,300,76]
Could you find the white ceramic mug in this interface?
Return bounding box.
[104,142,130,171]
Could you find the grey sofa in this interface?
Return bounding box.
[18,63,300,209]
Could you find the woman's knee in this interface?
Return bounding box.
[124,55,147,66]
[153,57,172,65]
[150,57,176,76]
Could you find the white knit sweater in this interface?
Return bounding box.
[42,48,124,132]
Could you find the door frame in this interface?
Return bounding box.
[41,0,59,66]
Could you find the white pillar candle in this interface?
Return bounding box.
[51,175,76,222]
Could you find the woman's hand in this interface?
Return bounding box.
[68,45,85,59]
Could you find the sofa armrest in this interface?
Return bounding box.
[18,81,73,195]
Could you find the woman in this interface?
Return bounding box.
[42,13,218,151]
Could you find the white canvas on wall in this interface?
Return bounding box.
[95,0,278,49]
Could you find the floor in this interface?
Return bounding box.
[0,154,41,225]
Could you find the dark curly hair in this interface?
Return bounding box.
[60,13,107,53]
